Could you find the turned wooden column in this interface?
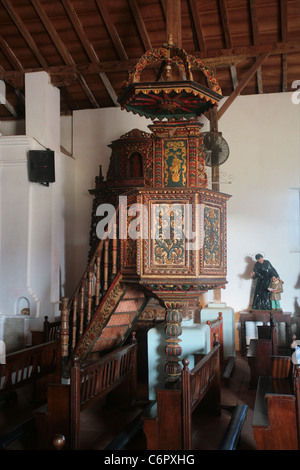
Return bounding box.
[164,300,186,381]
[60,297,70,376]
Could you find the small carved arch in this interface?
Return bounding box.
[129,152,143,177]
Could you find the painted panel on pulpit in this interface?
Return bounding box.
[203,206,221,267]
[137,190,198,279]
[164,140,187,187]
[152,203,186,266]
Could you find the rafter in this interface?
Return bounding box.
[1,40,298,89]
[249,0,263,93]
[31,0,99,108]
[218,52,270,120]
[218,0,239,94]
[187,0,206,53]
[95,0,128,61]
[128,0,152,51]
[61,0,119,106]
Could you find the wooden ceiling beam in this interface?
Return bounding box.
[1,41,298,87]
[61,0,119,106]
[128,0,152,51]
[218,52,270,120]
[187,0,206,53]
[218,0,232,49]
[249,0,263,93]
[95,0,128,61]
[218,0,239,95]
[2,0,48,69]
[31,0,99,108]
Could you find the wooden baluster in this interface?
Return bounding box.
[71,296,78,351]
[182,358,192,450]
[60,297,70,375]
[87,270,93,323]
[103,238,109,293]
[112,224,117,279]
[43,315,50,342]
[95,251,101,306]
[79,281,85,337]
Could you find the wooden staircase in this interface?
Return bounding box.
[60,212,150,372]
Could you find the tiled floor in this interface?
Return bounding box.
[1,352,258,451]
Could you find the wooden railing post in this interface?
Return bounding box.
[294,364,300,449]
[43,315,50,342]
[60,297,69,376]
[112,224,118,279]
[70,356,81,450]
[181,358,192,450]
[104,238,109,293]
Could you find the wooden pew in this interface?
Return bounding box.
[35,335,138,449]
[247,338,291,388]
[31,316,61,346]
[252,363,299,450]
[142,344,221,450]
[0,339,61,402]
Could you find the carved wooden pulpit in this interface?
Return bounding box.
[117,38,230,381]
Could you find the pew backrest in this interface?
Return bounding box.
[70,340,137,449]
[181,344,220,449]
[0,340,61,396]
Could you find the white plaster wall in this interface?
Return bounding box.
[71,93,300,319]
[0,72,76,350]
[216,92,300,316]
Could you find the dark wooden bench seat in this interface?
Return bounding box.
[252,369,300,450]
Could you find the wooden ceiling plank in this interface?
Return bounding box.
[128,0,152,51]
[31,0,99,108]
[249,0,259,46]
[218,52,270,119]
[61,0,118,106]
[31,0,74,65]
[95,0,128,60]
[2,0,48,69]
[249,0,263,93]
[61,0,99,64]
[187,0,207,53]
[218,0,239,95]
[218,0,232,49]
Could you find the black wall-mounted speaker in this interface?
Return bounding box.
[28,149,55,184]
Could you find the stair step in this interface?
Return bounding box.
[96,337,125,341]
[104,324,131,328]
[112,310,139,315]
